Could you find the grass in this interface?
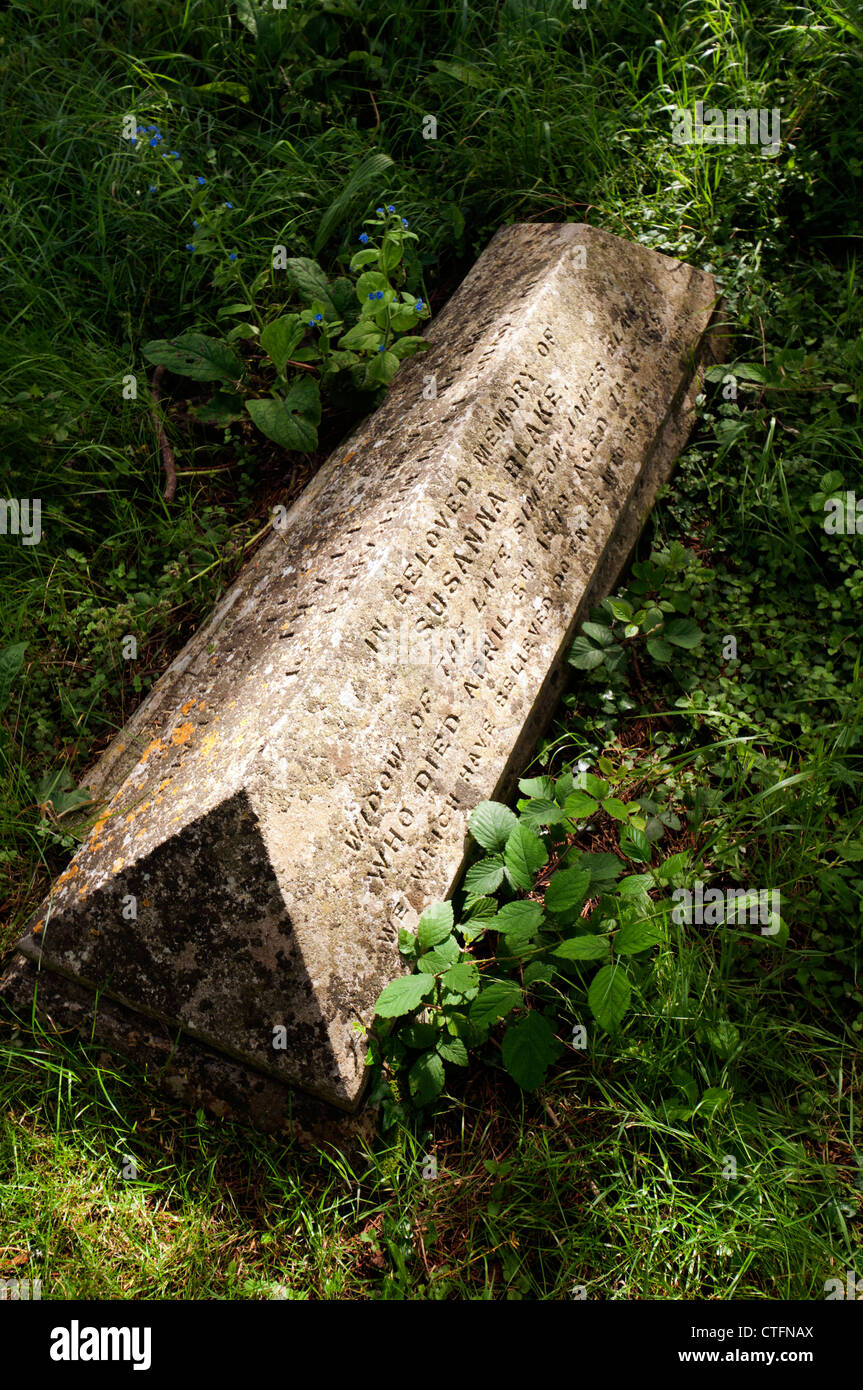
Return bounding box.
[1,0,862,1298]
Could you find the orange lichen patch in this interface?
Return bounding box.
[342,449,357,465]
[210,655,218,664]
[140,738,166,766]
[181,699,197,715]
[89,811,112,841]
[124,799,150,827]
[32,918,45,936]
[171,722,194,747]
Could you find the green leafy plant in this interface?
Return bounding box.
[369,762,679,1108]
[142,206,430,452]
[568,542,706,678]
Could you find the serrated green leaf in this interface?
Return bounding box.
[417,900,454,950]
[562,791,599,821]
[501,1012,558,1091]
[417,936,460,974]
[375,973,434,1018]
[588,964,631,1033]
[601,797,630,821]
[545,867,590,915]
[436,1036,469,1066]
[568,636,606,670]
[519,797,565,829]
[469,800,517,852]
[553,934,610,961]
[493,900,544,935]
[615,919,664,954]
[646,637,673,662]
[464,855,505,899]
[605,598,633,622]
[523,960,556,986]
[664,618,703,649]
[469,979,523,1027]
[441,960,480,998]
[575,772,609,800]
[619,826,652,863]
[518,775,556,800]
[582,621,616,647]
[398,927,417,958]
[504,822,548,890]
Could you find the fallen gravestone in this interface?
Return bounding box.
[0,223,722,1134]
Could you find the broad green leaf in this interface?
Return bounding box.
[618,873,655,895]
[501,1012,558,1091]
[646,637,673,662]
[463,855,505,899]
[664,618,703,649]
[518,775,556,800]
[246,377,321,452]
[285,255,333,306]
[417,936,460,974]
[562,791,599,821]
[469,979,523,1027]
[601,797,630,821]
[338,321,384,351]
[575,772,609,800]
[519,797,565,829]
[363,350,400,386]
[504,822,548,890]
[469,800,517,852]
[417,900,454,950]
[398,927,417,958]
[441,960,480,998]
[0,642,27,713]
[142,333,242,383]
[553,934,610,961]
[605,597,633,622]
[588,964,631,1033]
[615,919,664,954]
[355,269,391,301]
[493,900,544,935]
[523,960,556,986]
[260,314,306,374]
[374,973,434,1018]
[436,1036,469,1066]
[348,248,380,271]
[582,621,615,647]
[545,866,590,915]
[409,1050,446,1105]
[619,826,652,863]
[568,636,606,670]
[579,851,623,888]
[390,335,430,360]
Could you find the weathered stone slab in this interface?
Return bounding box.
[3,223,721,1114]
